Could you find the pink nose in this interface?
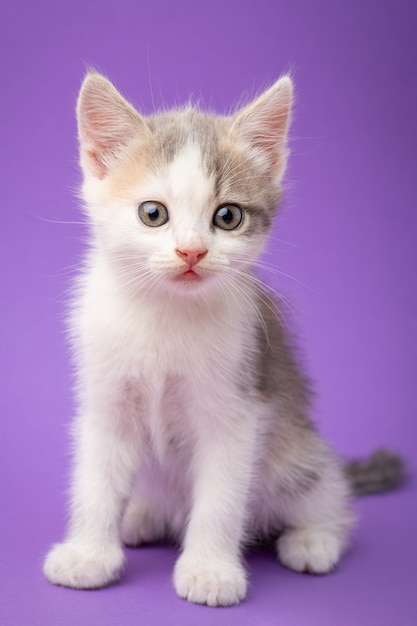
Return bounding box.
[175,248,208,267]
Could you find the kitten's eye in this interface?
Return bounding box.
[138,201,169,227]
[213,205,243,230]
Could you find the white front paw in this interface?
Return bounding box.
[43,542,125,589]
[174,552,247,606]
[277,528,343,574]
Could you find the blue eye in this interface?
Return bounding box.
[138,201,169,227]
[213,205,243,230]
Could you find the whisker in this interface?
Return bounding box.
[263,235,298,248]
[234,268,300,316]
[250,261,314,292]
[220,274,252,331]
[52,261,86,277]
[222,272,271,350]
[27,211,88,226]
[228,268,292,335]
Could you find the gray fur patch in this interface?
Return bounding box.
[143,107,280,236]
[345,448,405,496]
[277,467,321,497]
[254,287,312,428]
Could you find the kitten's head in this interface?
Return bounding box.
[77,72,292,298]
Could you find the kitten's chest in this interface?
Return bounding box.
[129,303,241,375]
[91,290,251,381]
[116,301,249,453]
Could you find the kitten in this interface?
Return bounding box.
[43,72,403,606]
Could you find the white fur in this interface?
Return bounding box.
[44,76,354,606]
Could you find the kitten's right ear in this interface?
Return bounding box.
[230,76,293,183]
[77,72,149,179]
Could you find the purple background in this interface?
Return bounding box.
[1,1,416,624]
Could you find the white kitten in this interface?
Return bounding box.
[44,72,358,606]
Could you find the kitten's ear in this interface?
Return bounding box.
[77,72,149,179]
[230,76,293,182]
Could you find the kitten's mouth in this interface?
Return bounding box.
[171,267,205,285]
[179,269,201,281]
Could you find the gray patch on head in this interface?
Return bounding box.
[241,207,272,237]
[145,111,190,166]
[197,116,282,230]
[143,106,282,236]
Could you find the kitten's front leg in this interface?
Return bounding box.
[174,413,256,607]
[44,410,141,589]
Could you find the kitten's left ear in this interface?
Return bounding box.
[77,72,149,179]
[230,76,293,182]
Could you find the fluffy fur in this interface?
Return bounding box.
[44,72,358,606]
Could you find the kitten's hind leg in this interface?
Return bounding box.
[277,526,347,574]
[270,440,355,575]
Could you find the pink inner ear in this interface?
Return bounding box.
[79,103,139,178]
[84,147,107,179]
[79,103,118,178]
[231,78,292,179]
[80,105,117,153]
[250,97,291,152]
[247,112,290,175]
[77,74,146,179]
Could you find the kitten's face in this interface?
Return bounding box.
[78,74,292,298]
